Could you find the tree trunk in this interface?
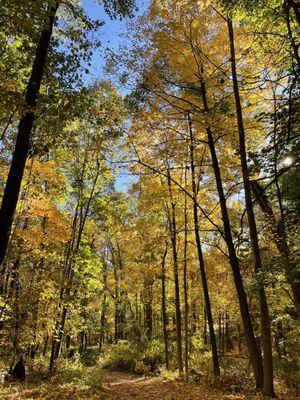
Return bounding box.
[191,300,197,336]
[79,331,85,355]
[66,335,71,350]
[43,335,49,356]
[84,332,88,352]
[225,313,232,352]
[113,250,119,342]
[13,259,20,356]
[203,306,207,346]
[161,245,170,370]
[183,179,189,380]
[227,18,274,397]
[99,263,108,348]
[56,306,68,358]
[49,334,57,371]
[287,0,300,27]
[144,280,153,340]
[188,114,220,375]
[0,2,59,267]
[112,240,126,341]
[199,69,264,388]
[166,168,183,375]
[218,313,222,355]
[250,179,300,318]
[50,158,101,370]
[145,298,153,340]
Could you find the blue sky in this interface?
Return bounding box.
[82,0,149,190]
[82,0,148,81]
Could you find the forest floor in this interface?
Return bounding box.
[101,371,247,400]
[0,366,299,400]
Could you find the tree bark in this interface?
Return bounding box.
[203,306,208,346]
[99,261,108,348]
[227,18,274,397]
[225,313,232,352]
[250,179,300,318]
[188,114,220,375]
[287,0,300,27]
[166,168,183,375]
[218,313,223,355]
[199,70,264,388]
[43,335,49,356]
[13,258,21,356]
[161,245,170,370]
[49,153,101,370]
[144,281,153,340]
[183,177,189,380]
[0,2,59,267]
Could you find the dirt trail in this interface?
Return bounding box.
[102,372,222,400]
[0,370,297,399]
[101,372,298,400]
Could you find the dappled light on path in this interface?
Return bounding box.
[102,372,256,400]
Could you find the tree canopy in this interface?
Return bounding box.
[0,1,299,399]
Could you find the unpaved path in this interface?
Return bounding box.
[0,370,297,399]
[102,371,222,400]
[101,372,299,400]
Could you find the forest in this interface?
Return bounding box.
[0,0,299,399]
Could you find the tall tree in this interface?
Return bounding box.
[227,18,274,396]
[0,1,59,268]
[187,113,220,376]
[0,0,135,268]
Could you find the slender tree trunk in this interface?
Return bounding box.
[166,168,183,375]
[285,1,300,68]
[191,300,197,336]
[13,259,20,356]
[188,114,220,375]
[79,331,84,355]
[218,313,222,355]
[144,280,153,340]
[161,245,170,370]
[225,313,232,352]
[287,0,300,27]
[30,216,46,359]
[114,259,120,342]
[222,314,225,354]
[145,297,153,340]
[227,18,274,397]
[66,335,71,350]
[183,177,189,380]
[100,262,108,348]
[49,331,58,371]
[43,335,49,356]
[0,2,59,267]
[84,332,88,352]
[203,306,207,346]
[248,87,300,318]
[198,70,264,388]
[112,240,126,341]
[56,306,68,358]
[250,179,300,318]
[49,156,101,370]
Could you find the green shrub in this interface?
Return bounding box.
[102,340,165,374]
[142,340,164,372]
[103,340,140,372]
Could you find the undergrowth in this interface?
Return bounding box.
[0,356,106,400]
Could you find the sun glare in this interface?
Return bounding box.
[281,155,296,168]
